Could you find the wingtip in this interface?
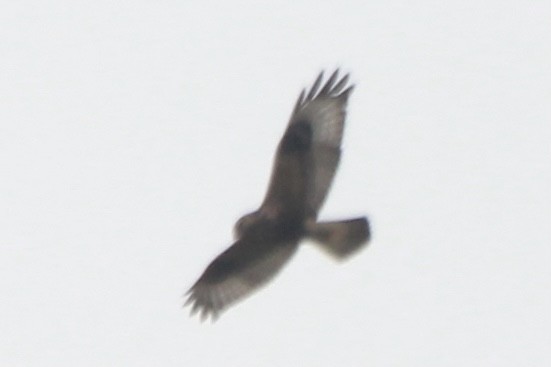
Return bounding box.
[320,69,340,94]
[293,89,306,112]
[306,71,325,100]
[184,285,223,322]
[293,69,354,111]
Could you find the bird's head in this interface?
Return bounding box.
[233,211,263,240]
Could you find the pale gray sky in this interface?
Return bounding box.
[1,1,550,366]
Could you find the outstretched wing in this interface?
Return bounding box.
[185,237,298,321]
[262,70,354,219]
[293,70,354,217]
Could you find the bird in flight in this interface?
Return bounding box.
[185,70,370,321]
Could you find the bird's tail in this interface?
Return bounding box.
[306,217,370,260]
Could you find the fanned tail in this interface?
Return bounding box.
[306,217,370,259]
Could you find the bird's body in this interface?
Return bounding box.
[186,70,370,320]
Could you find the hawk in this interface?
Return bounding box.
[186,70,371,321]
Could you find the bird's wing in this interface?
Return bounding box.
[297,70,354,216]
[260,70,354,219]
[185,238,298,321]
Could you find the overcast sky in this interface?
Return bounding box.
[1,1,550,366]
